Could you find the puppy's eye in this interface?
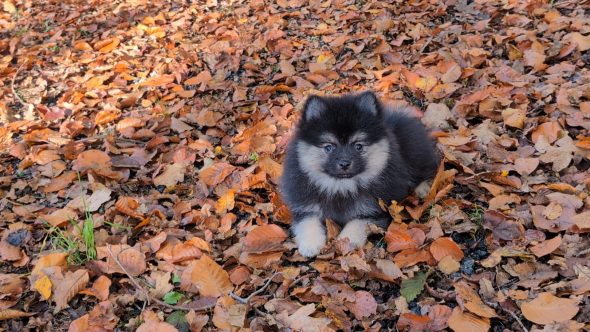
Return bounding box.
[323,144,335,153]
[354,143,364,151]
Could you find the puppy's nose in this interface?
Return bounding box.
[338,160,351,170]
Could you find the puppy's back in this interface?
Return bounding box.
[384,106,440,184]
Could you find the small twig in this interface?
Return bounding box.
[484,299,528,332]
[106,244,215,312]
[229,272,280,304]
[11,59,31,107]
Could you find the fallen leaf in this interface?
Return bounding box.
[154,163,186,187]
[346,291,377,320]
[242,224,287,253]
[521,292,579,325]
[530,235,562,257]
[54,269,89,313]
[429,237,464,262]
[448,307,490,332]
[190,255,232,298]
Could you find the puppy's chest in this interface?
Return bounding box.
[319,193,381,225]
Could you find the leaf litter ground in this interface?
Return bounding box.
[1,0,590,331]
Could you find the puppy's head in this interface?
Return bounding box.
[295,91,390,193]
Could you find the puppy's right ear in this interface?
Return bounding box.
[303,95,326,122]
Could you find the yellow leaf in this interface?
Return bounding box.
[215,189,236,213]
[34,274,52,300]
[3,0,16,13]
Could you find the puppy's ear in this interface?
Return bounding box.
[303,95,326,121]
[356,91,380,116]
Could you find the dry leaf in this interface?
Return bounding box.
[521,292,579,325]
[242,224,287,253]
[54,269,89,313]
[190,255,232,297]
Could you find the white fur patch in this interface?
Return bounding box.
[338,219,369,248]
[356,139,390,187]
[292,216,326,257]
[296,139,390,196]
[415,180,432,199]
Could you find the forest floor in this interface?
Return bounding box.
[1,0,590,331]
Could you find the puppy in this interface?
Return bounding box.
[279,91,440,257]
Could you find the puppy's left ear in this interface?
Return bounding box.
[356,91,380,116]
[303,95,326,122]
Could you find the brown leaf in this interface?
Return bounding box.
[31,252,68,276]
[278,304,331,331]
[0,274,26,310]
[396,313,431,332]
[346,291,377,320]
[448,307,490,332]
[521,292,579,325]
[79,275,111,301]
[190,255,232,298]
[199,162,236,187]
[454,281,496,318]
[154,163,186,187]
[115,197,144,219]
[242,224,287,253]
[54,269,89,313]
[531,122,561,144]
[0,309,33,320]
[530,235,562,257]
[514,157,539,176]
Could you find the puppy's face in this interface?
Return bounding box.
[295,92,390,194]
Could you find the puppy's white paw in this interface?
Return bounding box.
[292,216,326,258]
[415,180,432,199]
[338,219,368,248]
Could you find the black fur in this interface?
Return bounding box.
[280,91,440,230]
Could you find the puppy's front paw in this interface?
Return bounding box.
[292,216,326,258]
[296,233,327,257]
[338,219,368,248]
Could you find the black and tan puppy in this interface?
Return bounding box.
[279,91,440,257]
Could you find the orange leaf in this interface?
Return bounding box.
[530,234,562,257]
[43,171,77,193]
[393,248,434,268]
[448,307,490,332]
[396,313,431,331]
[242,224,287,253]
[115,197,144,219]
[521,292,579,325]
[190,255,232,298]
[79,275,111,301]
[31,252,68,276]
[384,226,417,253]
[531,122,561,144]
[185,70,212,86]
[429,237,464,262]
[0,309,33,320]
[215,189,236,213]
[199,162,236,187]
[139,74,175,87]
[94,37,120,53]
